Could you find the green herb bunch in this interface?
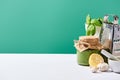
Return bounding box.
[86,14,103,36]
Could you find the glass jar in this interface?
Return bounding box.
[77,49,100,66]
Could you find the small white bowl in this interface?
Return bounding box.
[108,58,120,73]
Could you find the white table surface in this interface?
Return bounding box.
[0,54,120,80]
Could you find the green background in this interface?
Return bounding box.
[0,0,120,53]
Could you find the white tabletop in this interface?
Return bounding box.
[0,54,120,80]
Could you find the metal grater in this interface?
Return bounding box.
[112,24,120,56]
[101,14,120,56]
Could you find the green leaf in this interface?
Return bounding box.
[86,14,91,25]
[98,18,103,22]
[98,18,103,26]
[86,29,91,36]
[91,19,102,26]
[86,24,96,36]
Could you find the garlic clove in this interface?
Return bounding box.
[97,62,109,72]
[90,67,98,73]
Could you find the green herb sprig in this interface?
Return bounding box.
[86,14,103,36]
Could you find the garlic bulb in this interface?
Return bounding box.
[97,62,109,72]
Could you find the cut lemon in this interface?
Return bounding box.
[89,53,104,68]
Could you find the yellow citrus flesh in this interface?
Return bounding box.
[89,53,104,68]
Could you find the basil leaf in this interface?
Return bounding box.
[86,24,96,36]
[91,19,102,26]
[86,14,91,25]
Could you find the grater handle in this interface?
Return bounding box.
[103,14,119,24]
